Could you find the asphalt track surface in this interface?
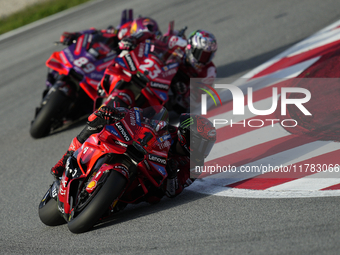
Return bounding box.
[1,0,340,254]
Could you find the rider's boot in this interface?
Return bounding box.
[50,137,82,179]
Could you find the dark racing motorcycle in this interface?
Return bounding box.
[39,106,172,233]
[30,32,117,138]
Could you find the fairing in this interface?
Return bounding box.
[100,35,187,107]
[57,106,172,217]
[46,34,116,101]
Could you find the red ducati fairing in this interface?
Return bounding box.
[39,106,172,233]
[98,24,188,109]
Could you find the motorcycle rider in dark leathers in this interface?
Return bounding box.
[117,28,218,114]
[51,105,216,200]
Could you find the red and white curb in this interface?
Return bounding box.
[189,20,340,198]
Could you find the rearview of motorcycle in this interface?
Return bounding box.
[39,106,172,233]
[29,9,135,139]
[30,30,116,138]
[29,32,118,138]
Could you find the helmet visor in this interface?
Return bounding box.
[145,24,154,32]
[192,48,214,64]
[191,132,215,158]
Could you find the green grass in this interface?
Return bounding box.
[0,0,92,35]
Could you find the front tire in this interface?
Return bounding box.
[38,191,65,226]
[30,90,70,139]
[67,171,127,234]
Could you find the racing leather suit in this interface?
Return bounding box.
[117,31,217,114]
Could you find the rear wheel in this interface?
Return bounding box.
[67,171,127,234]
[30,90,70,138]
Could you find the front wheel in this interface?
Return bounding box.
[38,189,65,226]
[67,171,127,234]
[30,89,70,139]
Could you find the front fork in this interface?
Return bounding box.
[39,179,60,211]
[57,155,134,220]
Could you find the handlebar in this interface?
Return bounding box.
[177,26,187,37]
[140,132,154,147]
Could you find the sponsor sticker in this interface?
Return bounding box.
[154,90,168,101]
[161,67,177,77]
[157,140,171,150]
[114,165,129,177]
[148,154,167,165]
[125,54,136,71]
[168,36,179,49]
[157,133,171,143]
[106,125,120,137]
[115,57,127,69]
[87,180,97,191]
[129,111,136,126]
[150,82,169,90]
[144,40,151,57]
[149,162,167,176]
[63,48,74,62]
[138,43,145,57]
[134,108,142,126]
[115,122,132,142]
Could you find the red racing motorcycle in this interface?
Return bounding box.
[98,24,188,111]
[30,28,118,138]
[38,106,172,233]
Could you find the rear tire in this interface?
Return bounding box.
[67,171,127,234]
[38,193,65,226]
[30,90,70,138]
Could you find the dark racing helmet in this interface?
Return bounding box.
[177,113,216,164]
[186,30,217,69]
[130,17,160,35]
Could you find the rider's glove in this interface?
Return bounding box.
[50,137,82,179]
[60,32,81,45]
[87,106,125,128]
[51,150,74,179]
[119,37,137,50]
[106,25,116,34]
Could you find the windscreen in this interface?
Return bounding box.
[141,105,169,133]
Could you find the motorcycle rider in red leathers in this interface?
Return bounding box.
[116,29,218,114]
[50,105,216,201]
